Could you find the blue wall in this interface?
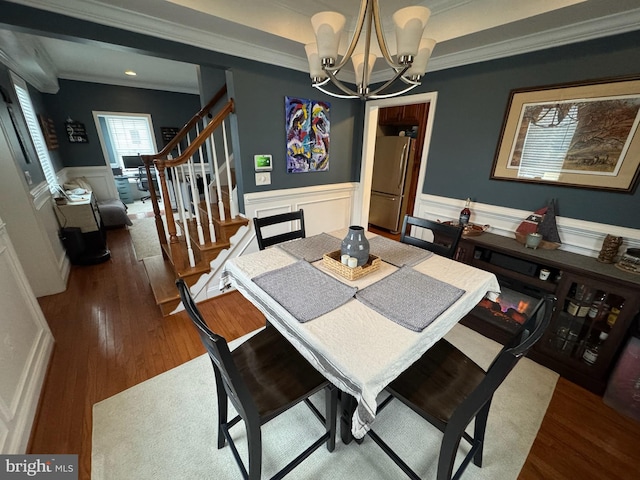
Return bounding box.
[42,80,201,168]
[1,0,638,228]
[411,30,640,229]
[227,62,362,194]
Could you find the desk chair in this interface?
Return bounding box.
[137,166,158,203]
[176,279,337,480]
[400,215,463,258]
[253,209,305,250]
[367,294,556,480]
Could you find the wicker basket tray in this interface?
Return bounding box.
[322,250,381,280]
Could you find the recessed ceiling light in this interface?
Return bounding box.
[124,70,137,76]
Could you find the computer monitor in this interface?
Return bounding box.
[122,155,143,169]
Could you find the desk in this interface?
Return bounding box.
[54,193,110,264]
[114,175,134,204]
[222,230,500,440]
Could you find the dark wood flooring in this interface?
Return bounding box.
[29,226,640,479]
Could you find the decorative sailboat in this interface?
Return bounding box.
[515,198,562,249]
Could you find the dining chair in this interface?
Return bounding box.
[176,279,337,480]
[400,215,463,258]
[253,209,305,250]
[367,293,556,480]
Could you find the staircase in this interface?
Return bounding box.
[138,86,249,315]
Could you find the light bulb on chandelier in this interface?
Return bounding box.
[305,1,436,100]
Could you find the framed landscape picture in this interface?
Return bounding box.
[491,76,640,192]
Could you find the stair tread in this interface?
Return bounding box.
[143,255,179,305]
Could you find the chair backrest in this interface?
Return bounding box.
[452,294,556,427]
[137,166,149,191]
[253,209,305,250]
[400,215,463,258]
[176,279,257,421]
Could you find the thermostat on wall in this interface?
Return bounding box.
[254,154,273,172]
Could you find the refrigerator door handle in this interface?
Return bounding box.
[397,143,408,190]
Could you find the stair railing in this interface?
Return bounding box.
[141,86,236,271]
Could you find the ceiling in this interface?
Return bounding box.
[2,0,640,95]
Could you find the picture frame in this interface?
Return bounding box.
[491,76,640,192]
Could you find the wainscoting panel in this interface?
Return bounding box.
[182,183,358,306]
[59,166,118,201]
[244,183,358,246]
[0,221,54,453]
[415,194,640,257]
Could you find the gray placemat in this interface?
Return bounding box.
[368,235,433,267]
[276,233,342,262]
[355,266,465,332]
[252,260,357,323]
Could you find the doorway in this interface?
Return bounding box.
[354,92,438,234]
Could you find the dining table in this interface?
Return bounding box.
[221,229,501,442]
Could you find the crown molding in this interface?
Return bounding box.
[427,6,640,73]
[7,1,640,89]
[0,30,59,93]
[56,73,198,95]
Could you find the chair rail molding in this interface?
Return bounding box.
[416,194,640,258]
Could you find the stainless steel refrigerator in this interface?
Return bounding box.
[369,136,415,233]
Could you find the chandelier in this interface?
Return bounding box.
[305,1,436,100]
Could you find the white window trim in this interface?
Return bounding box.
[92,111,158,173]
[10,71,58,193]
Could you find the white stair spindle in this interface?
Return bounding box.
[175,164,195,267]
[197,120,216,243]
[187,157,205,245]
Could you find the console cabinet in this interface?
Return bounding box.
[456,233,640,394]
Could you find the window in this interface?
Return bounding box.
[93,112,158,172]
[10,72,58,193]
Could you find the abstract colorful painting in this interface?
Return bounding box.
[285,96,330,173]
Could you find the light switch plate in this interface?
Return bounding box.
[255,172,271,186]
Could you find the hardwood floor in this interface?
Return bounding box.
[29,227,640,479]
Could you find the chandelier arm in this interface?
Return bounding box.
[312,83,359,100]
[362,1,374,90]
[369,83,420,100]
[327,0,370,72]
[324,70,362,98]
[366,65,412,97]
[372,0,403,68]
[399,75,422,86]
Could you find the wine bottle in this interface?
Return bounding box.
[582,331,608,365]
[459,198,471,226]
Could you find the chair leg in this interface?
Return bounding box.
[473,404,490,467]
[215,377,228,449]
[246,421,263,480]
[438,426,463,480]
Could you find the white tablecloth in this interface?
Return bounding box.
[222,230,500,439]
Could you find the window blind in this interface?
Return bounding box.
[11,74,58,193]
[103,115,156,169]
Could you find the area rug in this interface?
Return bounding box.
[128,216,162,260]
[92,325,558,480]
